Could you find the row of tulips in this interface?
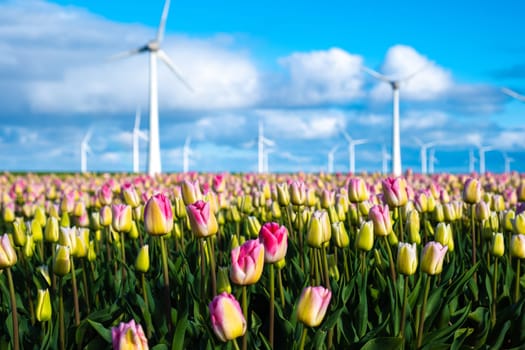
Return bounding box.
[0,171,525,349]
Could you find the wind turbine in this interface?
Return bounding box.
[182,136,193,173]
[428,148,438,174]
[381,144,391,175]
[478,145,494,175]
[258,120,275,173]
[111,0,193,176]
[341,129,367,174]
[468,149,477,173]
[133,107,149,173]
[362,64,428,176]
[327,145,339,173]
[414,138,436,175]
[502,87,525,102]
[80,129,92,174]
[502,152,514,173]
[263,147,276,173]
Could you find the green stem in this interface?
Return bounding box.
[120,229,127,282]
[515,258,521,304]
[343,249,350,282]
[321,246,331,290]
[70,256,80,326]
[399,275,409,338]
[269,264,275,348]
[200,238,206,301]
[491,257,498,328]
[59,276,65,350]
[7,268,19,350]
[141,273,151,338]
[207,237,217,297]
[160,236,172,332]
[397,207,404,242]
[80,259,91,314]
[298,327,308,350]
[277,267,285,308]
[471,205,477,284]
[384,237,397,283]
[232,339,241,350]
[416,275,432,348]
[242,286,248,350]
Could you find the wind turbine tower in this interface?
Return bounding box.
[133,108,149,173]
[341,129,367,174]
[414,138,436,175]
[80,129,92,174]
[362,65,427,176]
[468,149,477,173]
[182,136,193,173]
[428,148,438,174]
[502,152,514,173]
[327,145,339,173]
[112,0,192,176]
[478,145,494,175]
[258,120,275,173]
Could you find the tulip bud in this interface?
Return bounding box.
[144,193,174,236]
[111,320,148,350]
[259,222,288,263]
[12,217,27,247]
[433,203,444,223]
[503,210,515,232]
[270,201,282,220]
[2,202,15,223]
[209,292,247,342]
[289,181,307,206]
[276,183,290,206]
[121,182,141,208]
[31,219,44,242]
[244,216,262,239]
[36,289,52,322]
[296,286,332,327]
[181,179,203,206]
[0,234,17,268]
[112,204,133,233]
[320,190,335,209]
[405,210,421,244]
[34,206,47,227]
[348,178,369,203]
[421,241,448,275]
[382,177,408,207]
[443,203,456,222]
[97,184,113,207]
[435,222,452,248]
[230,239,265,285]
[491,195,505,212]
[53,245,71,276]
[513,212,525,235]
[491,233,505,257]
[475,201,490,222]
[187,200,218,238]
[99,205,112,227]
[306,210,331,248]
[414,191,429,213]
[23,234,34,258]
[135,245,150,273]
[510,234,525,259]
[217,266,232,294]
[356,220,374,251]
[397,242,418,276]
[87,240,96,262]
[368,204,392,237]
[517,180,525,202]
[358,200,371,217]
[463,178,481,204]
[327,254,340,281]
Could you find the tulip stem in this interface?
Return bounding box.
[321,246,331,290]
[232,339,241,350]
[58,276,65,350]
[397,207,404,242]
[399,275,409,338]
[80,259,91,314]
[491,257,498,327]
[207,237,217,297]
[70,256,80,326]
[343,249,350,281]
[7,268,19,350]
[277,267,285,308]
[298,327,307,350]
[120,229,127,283]
[199,238,206,301]
[416,274,432,348]
[242,286,248,350]
[515,258,521,304]
[269,264,275,348]
[470,205,477,286]
[160,236,172,333]
[384,237,397,283]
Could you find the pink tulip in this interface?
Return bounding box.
[348,178,369,203]
[97,183,113,206]
[209,292,246,342]
[112,204,133,233]
[186,200,218,238]
[258,222,288,263]
[421,241,448,275]
[0,234,17,268]
[111,319,148,350]
[296,286,332,327]
[230,239,265,285]
[144,193,174,236]
[121,182,141,208]
[382,177,408,207]
[368,204,392,236]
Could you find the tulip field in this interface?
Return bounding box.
[1,171,525,349]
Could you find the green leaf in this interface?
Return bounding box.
[87,319,112,343]
[361,336,403,350]
[172,312,188,350]
[489,320,511,350]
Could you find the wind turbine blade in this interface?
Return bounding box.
[330,145,339,153]
[361,66,391,83]
[400,63,430,82]
[83,128,93,144]
[413,137,423,146]
[157,0,171,43]
[184,136,191,148]
[263,137,275,147]
[353,139,368,146]
[138,130,149,141]
[134,107,141,130]
[340,129,351,142]
[157,49,194,92]
[108,46,147,61]
[502,87,525,102]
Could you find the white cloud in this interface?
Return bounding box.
[369,45,453,102]
[277,48,364,105]
[401,111,449,130]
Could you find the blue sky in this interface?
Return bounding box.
[1,0,524,174]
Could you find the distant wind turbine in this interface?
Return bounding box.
[111,0,193,176]
[133,107,149,173]
[362,64,428,176]
[502,87,525,102]
[341,129,367,174]
[414,138,436,175]
[502,152,514,173]
[327,145,339,173]
[80,129,92,174]
[258,120,275,173]
[263,148,276,173]
[468,149,477,173]
[182,136,193,173]
[478,145,494,175]
[381,144,391,175]
[428,148,438,174]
